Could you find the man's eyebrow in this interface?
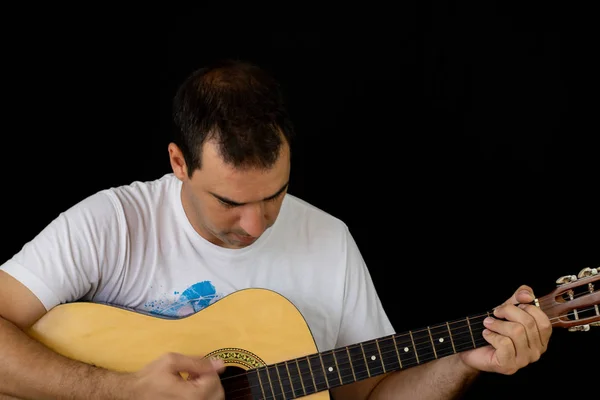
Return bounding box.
[210,181,289,206]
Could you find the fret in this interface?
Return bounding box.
[359,344,370,377]
[428,324,456,358]
[246,368,266,400]
[362,340,385,376]
[275,363,294,399]
[394,333,418,368]
[331,350,344,385]
[269,364,291,400]
[305,356,318,394]
[308,354,329,392]
[285,361,304,398]
[348,344,370,381]
[466,317,477,348]
[451,316,481,352]
[378,335,401,372]
[408,331,419,363]
[273,363,289,400]
[469,314,488,348]
[333,348,355,385]
[294,360,307,397]
[296,357,315,395]
[257,366,276,400]
[346,347,357,381]
[427,327,438,359]
[392,335,403,369]
[320,351,341,388]
[266,365,285,400]
[411,328,437,364]
[375,339,386,373]
[446,322,457,353]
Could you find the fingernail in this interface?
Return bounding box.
[484,317,494,325]
[519,289,532,297]
[211,358,224,368]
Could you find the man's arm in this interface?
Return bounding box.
[0,271,136,400]
[0,271,226,400]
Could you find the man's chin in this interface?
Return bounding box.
[231,233,257,246]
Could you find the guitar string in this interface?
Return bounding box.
[220,300,598,399]
[220,314,595,398]
[226,325,491,400]
[226,306,594,400]
[220,295,577,387]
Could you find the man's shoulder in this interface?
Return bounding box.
[98,173,178,209]
[102,173,177,198]
[280,193,349,234]
[69,173,180,226]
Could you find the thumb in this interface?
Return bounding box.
[188,358,226,382]
[459,347,497,374]
[163,353,224,377]
[503,284,534,306]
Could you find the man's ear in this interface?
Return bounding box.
[168,142,188,180]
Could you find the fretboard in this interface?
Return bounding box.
[245,311,491,399]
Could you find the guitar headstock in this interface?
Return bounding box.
[537,267,600,332]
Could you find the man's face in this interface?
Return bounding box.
[171,139,290,249]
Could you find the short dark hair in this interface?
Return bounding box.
[172,59,295,177]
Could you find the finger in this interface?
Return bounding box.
[206,358,226,373]
[188,358,226,381]
[480,328,517,374]
[517,303,553,350]
[512,287,553,350]
[162,353,223,377]
[190,369,226,399]
[494,304,543,355]
[485,310,532,366]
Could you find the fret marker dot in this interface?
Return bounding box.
[439,338,444,343]
[328,367,333,372]
[404,347,409,352]
[371,355,376,360]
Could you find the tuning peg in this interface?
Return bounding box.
[568,325,591,332]
[556,275,577,285]
[578,267,599,278]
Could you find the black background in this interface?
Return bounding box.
[1,2,597,399]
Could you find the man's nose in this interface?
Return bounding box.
[239,203,267,238]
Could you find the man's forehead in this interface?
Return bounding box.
[194,147,289,202]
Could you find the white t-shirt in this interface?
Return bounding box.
[1,173,394,351]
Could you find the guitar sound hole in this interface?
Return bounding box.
[220,366,253,400]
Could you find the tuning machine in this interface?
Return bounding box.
[556,274,577,285]
[568,322,600,332]
[577,267,598,278]
[556,267,599,286]
[563,266,600,332]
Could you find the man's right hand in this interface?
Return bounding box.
[132,352,226,400]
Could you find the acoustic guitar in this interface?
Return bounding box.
[27,267,600,399]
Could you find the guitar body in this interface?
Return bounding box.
[27,288,330,399]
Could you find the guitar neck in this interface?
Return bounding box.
[245,311,491,397]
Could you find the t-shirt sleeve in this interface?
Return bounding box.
[0,191,123,311]
[335,227,396,348]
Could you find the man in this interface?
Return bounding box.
[0,60,552,399]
